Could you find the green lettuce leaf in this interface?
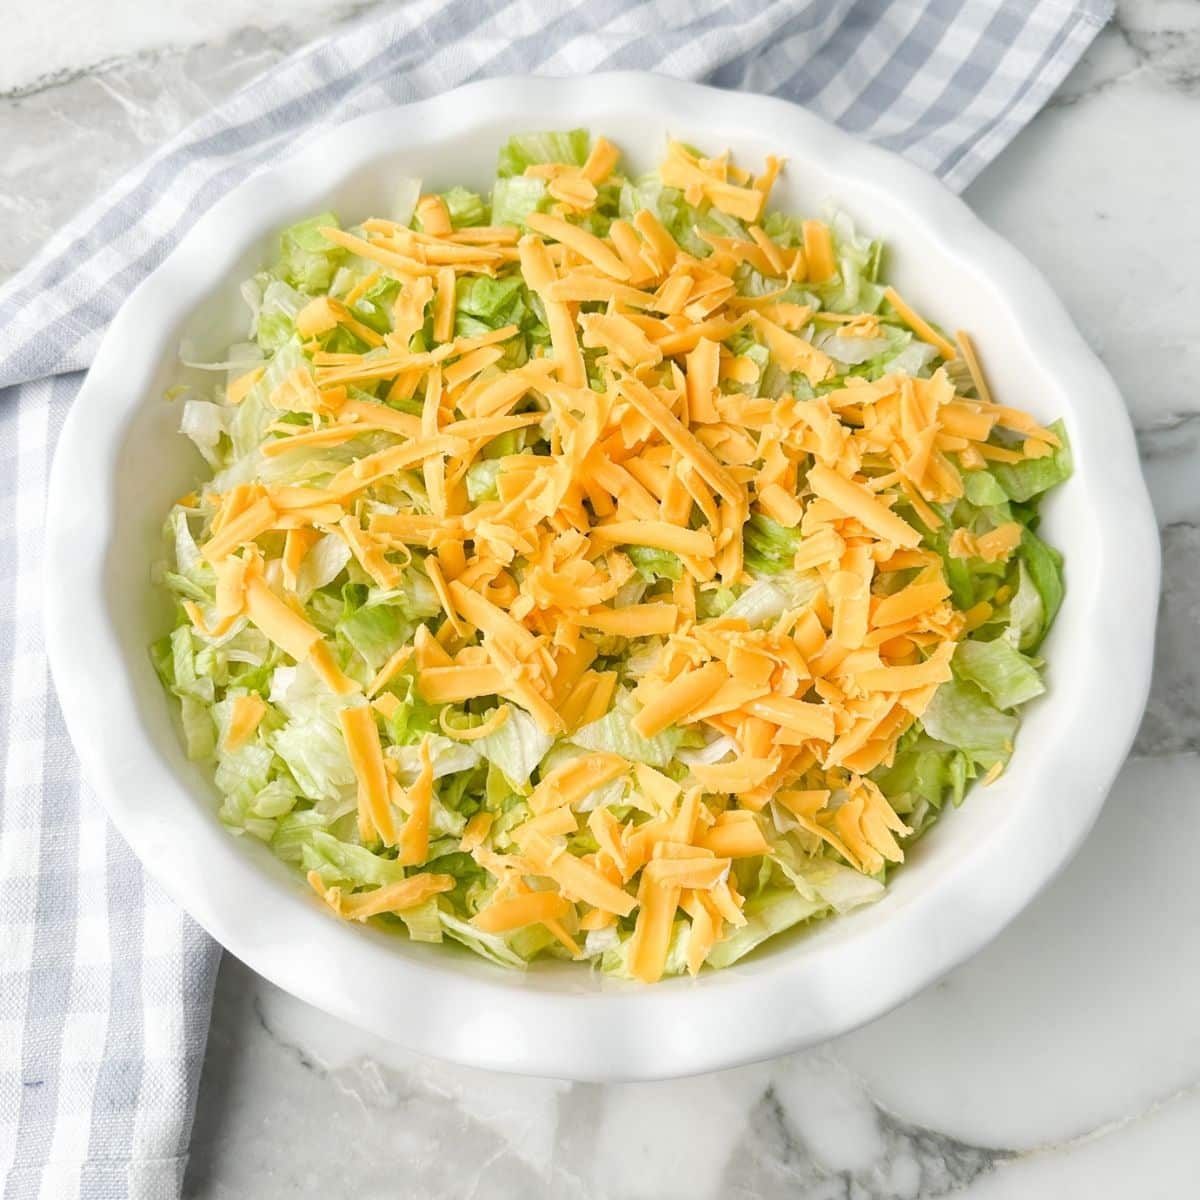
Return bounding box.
[871,732,968,814]
[456,275,526,327]
[270,809,332,863]
[440,186,487,228]
[988,421,1072,502]
[772,843,885,913]
[169,626,214,703]
[743,514,802,575]
[490,177,550,228]
[476,707,554,788]
[278,212,346,292]
[268,664,356,801]
[1006,559,1045,652]
[465,459,502,502]
[377,661,442,746]
[1016,527,1065,647]
[336,596,408,675]
[301,830,408,887]
[725,574,821,627]
[705,890,825,969]
[920,679,1017,770]
[347,275,402,334]
[813,208,884,314]
[963,469,1009,508]
[387,735,480,790]
[179,695,216,761]
[627,545,683,582]
[438,910,528,968]
[399,898,444,942]
[953,639,1045,710]
[272,717,355,803]
[571,704,681,769]
[254,280,308,352]
[497,130,589,177]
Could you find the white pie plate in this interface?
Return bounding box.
[45,72,1159,1081]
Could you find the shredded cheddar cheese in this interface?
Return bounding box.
[157,130,1069,983]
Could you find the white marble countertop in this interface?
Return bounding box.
[3,2,1198,1196]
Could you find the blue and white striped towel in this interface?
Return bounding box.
[0,1,1110,1195]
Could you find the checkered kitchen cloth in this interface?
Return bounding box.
[0,0,1110,1195]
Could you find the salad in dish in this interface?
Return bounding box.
[153,131,1070,981]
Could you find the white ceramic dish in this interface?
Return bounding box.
[45,73,1159,1081]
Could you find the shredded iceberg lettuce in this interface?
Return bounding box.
[153,128,1070,982]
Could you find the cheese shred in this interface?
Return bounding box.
[156,129,1069,982]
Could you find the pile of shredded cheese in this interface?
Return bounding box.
[160,134,1066,982]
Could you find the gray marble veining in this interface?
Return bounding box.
[1138,522,1198,756]
[1113,0,1200,92]
[186,957,1019,1200]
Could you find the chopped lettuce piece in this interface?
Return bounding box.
[296,533,351,599]
[465,459,502,502]
[387,734,480,785]
[399,898,444,943]
[988,421,1072,502]
[963,469,1009,508]
[272,716,355,803]
[920,679,1018,771]
[872,732,968,813]
[213,738,274,808]
[725,574,820,626]
[456,275,527,327]
[278,212,346,292]
[817,208,884,314]
[476,707,554,788]
[490,176,550,228]
[743,514,802,575]
[441,186,487,228]
[348,276,402,334]
[571,703,681,769]
[376,661,441,746]
[271,809,331,863]
[818,331,891,366]
[439,910,528,969]
[301,830,408,888]
[497,129,589,177]
[706,890,825,969]
[179,400,227,468]
[255,279,308,352]
[178,695,216,761]
[337,597,408,674]
[627,545,683,582]
[1016,527,1065,646]
[772,843,886,914]
[953,639,1045,711]
[1006,560,1045,652]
